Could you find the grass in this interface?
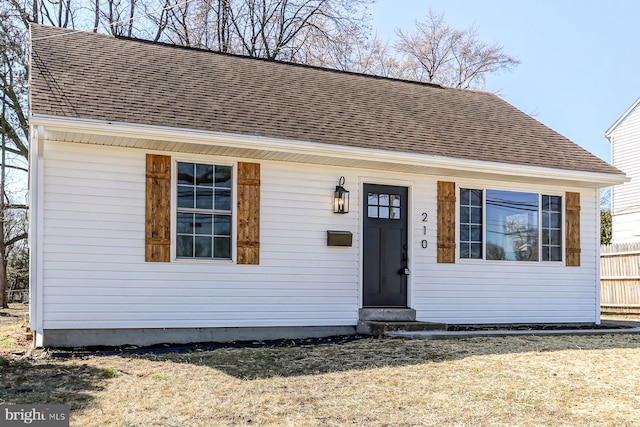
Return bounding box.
[0,303,29,353]
[1,305,639,426]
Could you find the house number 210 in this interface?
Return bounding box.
[421,212,428,249]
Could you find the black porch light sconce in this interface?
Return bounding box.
[333,176,349,214]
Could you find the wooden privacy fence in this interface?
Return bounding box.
[601,243,640,313]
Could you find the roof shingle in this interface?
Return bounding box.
[30,24,620,175]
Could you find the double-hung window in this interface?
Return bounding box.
[176,162,232,260]
[459,188,563,262]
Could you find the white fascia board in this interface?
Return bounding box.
[604,96,640,139]
[32,114,629,187]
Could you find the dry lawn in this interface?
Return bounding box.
[1,307,639,426]
[0,303,30,352]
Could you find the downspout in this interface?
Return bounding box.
[595,188,601,325]
[29,125,44,347]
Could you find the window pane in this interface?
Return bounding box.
[471,225,482,241]
[550,246,562,261]
[177,163,194,185]
[542,212,549,228]
[368,206,378,218]
[470,243,482,259]
[390,195,401,207]
[486,190,539,261]
[471,207,482,224]
[379,206,389,218]
[195,236,213,258]
[542,248,550,261]
[470,189,482,206]
[390,207,401,219]
[550,229,561,246]
[216,166,232,188]
[368,193,378,205]
[177,185,194,208]
[542,229,550,245]
[549,212,561,229]
[460,188,471,206]
[215,189,231,211]
[460,243,470,259]
[194,214,213,235]
[177,213,193,234]
[460,225,470,242]
[214,237,231,259]
[196,187,213,209]
[549,196,561,212]
[196,164,214,187]
[177,235,193,257]
[379,194,389,206]
[460,207,470,223]
[487,243,506,260]
[214,215,231,236]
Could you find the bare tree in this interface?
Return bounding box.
[158,0,373,61]
[394,10,520,89]
[300,23,400,76]
[0,8,29,307]
[8,0,76,28]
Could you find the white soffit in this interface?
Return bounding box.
[36,115,628,189]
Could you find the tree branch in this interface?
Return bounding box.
[5,232,27,247]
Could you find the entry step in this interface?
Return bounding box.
[357,320,448,336]
[359,308,416,322]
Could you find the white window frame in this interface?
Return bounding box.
[456,184,565,264]
[171,156,237,263]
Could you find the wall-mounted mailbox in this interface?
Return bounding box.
[327,230,353,247]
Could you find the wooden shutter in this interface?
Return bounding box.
[565,191,581,267]
[237,162,260,265]
[145,154,171,262]
[437,181,456,263]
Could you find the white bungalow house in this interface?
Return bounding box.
[29,24,627,347]
[605,97,640,243]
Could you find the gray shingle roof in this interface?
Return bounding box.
[30,24,621,175]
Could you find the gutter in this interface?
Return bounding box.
[31,114,629,188]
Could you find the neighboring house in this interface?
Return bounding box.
[29,24,627,347]
[605,98,640,243]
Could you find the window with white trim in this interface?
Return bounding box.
[459,189,483,259]
[541,195,562,261]
[459,188,562,262]
[176,162,232,259]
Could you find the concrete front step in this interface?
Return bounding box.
[357,320,448,336]
[359,308,416,322]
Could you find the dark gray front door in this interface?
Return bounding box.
[363,184,408,307]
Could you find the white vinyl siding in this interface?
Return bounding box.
[413,178,598,324]
[610,103,640,243]
[42,142,360,329]
[41,141,599,329]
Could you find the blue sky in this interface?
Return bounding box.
[369,0,640,163]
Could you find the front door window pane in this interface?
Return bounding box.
[367,192,401,220]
